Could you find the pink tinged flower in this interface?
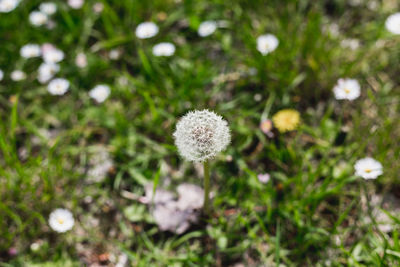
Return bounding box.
[68,0,84,9]
[75,52,87,68]
[257,173,270,183]
[260,119,274,138]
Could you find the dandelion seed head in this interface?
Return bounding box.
[257,34,279,55]
[173,109,230,162]
[386,13,400,35]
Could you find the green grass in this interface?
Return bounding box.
[1,0,400,266]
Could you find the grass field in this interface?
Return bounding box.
[1,0,400,266]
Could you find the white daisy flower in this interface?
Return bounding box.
[0,0,20,13]
[257,34,279,55]
[333,78,360,101]
[89,84,110,103]
[68,0,84,9]
[385,13,400,35]
[108,49,121,60]
[10,70,26,81]
[75,52,87,68]
[257,173,270,184]
[47,78,69,95]
[173,109,231,162]
[354,157,383,180]
[29,11,48,27]
[38,63,59,84]
[48,208,74,233]
[20,44,41,58]
[39,2,57,15]
[135,22,159,39]
[152,42,176,57]
[93,2,104,14]
[198,20,217,37]
[43,48,64,63]
[0,69,3,81]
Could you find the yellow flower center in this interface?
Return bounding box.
[344,88,350,94]
[57,218,65,224]
[364,168,372,173]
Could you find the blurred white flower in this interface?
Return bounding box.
[89,84,110,103]
[333,78,360,101]
[0,69,3,81]
[29,11,48,27]
[93,2,103,13]
[176,183,204,210]
[173,109,231,162]
[355,157,383,179]
[20,44,41,58]
[152,42,176,57]
[198,20,217,37]
[135,22,159,39]
[39,2,57,15]
[109,49,121,60]
[367,0,378,11]
[340,38,360,50]
[385,13,400,35]
[47,78,69,95]
[43,48,64,63]
[38,63,59,84]
[0,0,20,13]
[87,146,113,183]
[48,208,74,233]
[324,23,340,37]
[75,52,87,68]
[10,70,26,81]
[257,34,279,55]
[257,173,270,184]
[68,0,84,9]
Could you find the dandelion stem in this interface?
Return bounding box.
[203,160,211,215]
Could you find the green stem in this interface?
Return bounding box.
[203,160,210,215]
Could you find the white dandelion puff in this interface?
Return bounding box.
[152,42,176,57]
[47,78,69,95]
[10,70,26,81]
[333,78,360,101]
[48,208,74,233]
[355,157,383,180]
[135,22,159,39]
[385,13,400,35]
[0,0,20,13]
[89,84,110,103]
[29,11,48,27]
[198,20,218,37]
[173,109,231,162]
[20,44,41,58]
[256,34,279,55]
[39,2,57,15]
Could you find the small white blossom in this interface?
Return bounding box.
[93,2,103,13]
[354,157,383,179]
[39,2,57,15]
[385,13,400,35]
[333,78,360,101]
[135,22,159,39]
[256,34,279,55]
[48,208,74,233]
[11,70,26,81]
[68,0,84,9]
[0,69,3,81]
[0,0,20,13]
[38,63,59,84]
[109,49,121,60]
[152,42,176,57]
[198,21,217,37]
[340,38,360,50]
[20,44,41,58]
[43,48,64,63]
[89,84,110,103]
[29,11,48,27]
[257,173,270,184]
[47,78,69,95]
[75,52,87,68]
[173,109,231,162]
